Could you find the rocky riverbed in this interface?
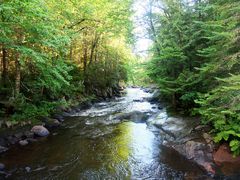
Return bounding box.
[0,87,239,179]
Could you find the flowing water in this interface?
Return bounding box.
[0,88,208,179]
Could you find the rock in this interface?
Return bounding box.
[114,111,150,123]
[26,138,37,143]
[25,166,31,173]
[5,121,12,128]
[6,136,18,145]
[0,138,8,147]
[71,107,81,113]
[24,131,34,138]
[55,105,67,112]
[31,125,49,137]
[0,163,5,170]
[62,112,71,117]
[153,116,195,141]
[213,144,240,165]
[213,144,240,175]
[107,88,113,97]
[145,90,160,103]
[80,101,92,110]
[14,132,24,139]
[51,114,64,122]
[171,140,215,174]
[42,118,60,129]
[19,140,28,146]
[133,99,144,102]
[194,125,206,131]
[0,146,8,153]
[203,133,213,144]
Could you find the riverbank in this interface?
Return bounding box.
[139,88,240,178]
[0,86,125,159]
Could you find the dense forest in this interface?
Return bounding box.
[0,0,134,122]
[0,0,240,156]
[147,0,240,155]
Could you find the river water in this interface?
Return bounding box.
[0,88,208,179]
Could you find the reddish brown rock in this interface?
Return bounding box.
[213,144,240,175]
[213,144,240,165]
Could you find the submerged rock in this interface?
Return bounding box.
[31,126,49,137]
[114,111,150,123]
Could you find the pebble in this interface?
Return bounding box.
[25,166,31,173]
[19,140,28,146]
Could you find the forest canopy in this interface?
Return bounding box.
[0,0,134,122]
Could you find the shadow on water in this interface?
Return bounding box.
[0,88,209,179]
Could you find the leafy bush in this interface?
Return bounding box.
[10,93,67,122]
[196,75,240,155]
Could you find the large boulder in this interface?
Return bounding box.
[31,125,49,137]
[170,140,215,174]
[213,144,240,175]
[214,144,240,165]
[152,115,197,141]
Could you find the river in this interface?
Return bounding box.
[0,88,209,179]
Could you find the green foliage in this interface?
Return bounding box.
[127,56,152,86]
[10,93,67,122]
[147,0,240,154]
[0,0,134,122]
[196,74,240,155]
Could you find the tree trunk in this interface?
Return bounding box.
[1,46,7,87]
[89,34,99,66]
[172,93,177,108]
[15,52,21,96]
[149,0,161,56]
[83,41,88,75]
[15,29,24,97]
[82,34,88,89]
[70,42,73,61]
